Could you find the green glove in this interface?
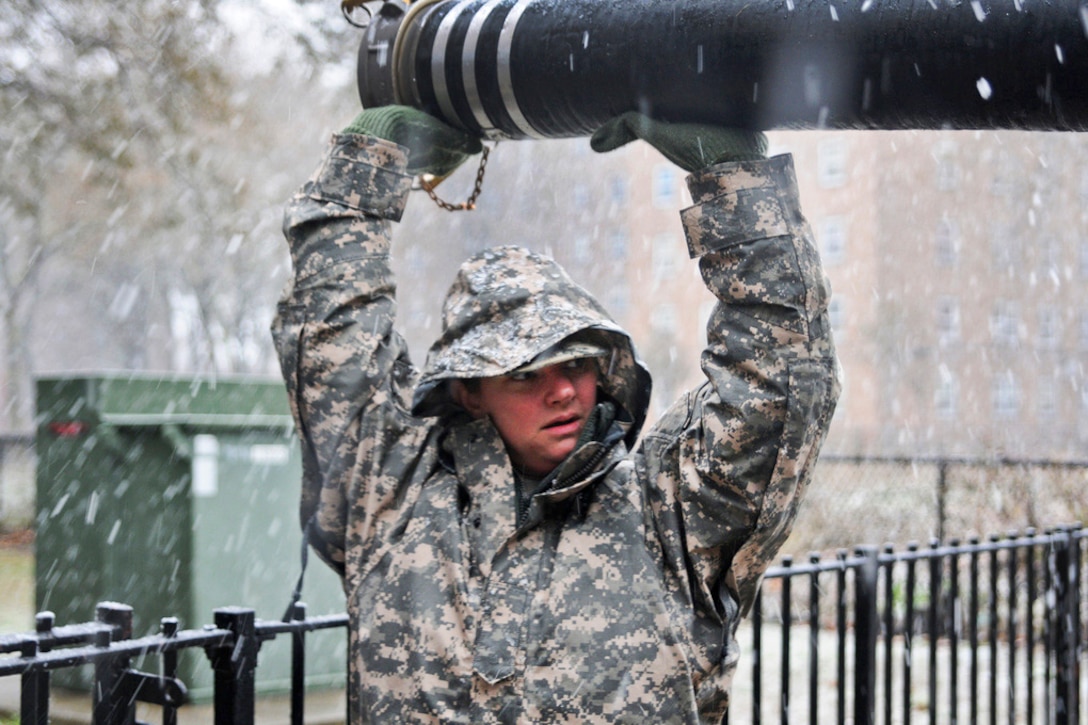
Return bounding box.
[343,106,483,177]
[590,112,767,172]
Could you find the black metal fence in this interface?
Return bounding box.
[1,525,1083,725]
[0,602,346,725]
[730,524,1086,725]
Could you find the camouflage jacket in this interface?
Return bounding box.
[273,133,839,724]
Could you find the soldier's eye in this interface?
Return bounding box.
[565,358,593,372]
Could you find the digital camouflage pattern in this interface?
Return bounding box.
[273,132,840,723]
[411,244,651,452]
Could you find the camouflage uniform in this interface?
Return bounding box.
[273,133,840,724]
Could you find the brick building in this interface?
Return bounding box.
[394,130,1088,462]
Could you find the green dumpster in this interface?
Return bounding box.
[35,373,346,699]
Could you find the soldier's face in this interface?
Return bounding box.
[455,358,599,477]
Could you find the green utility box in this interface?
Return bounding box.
[35,373,346,699]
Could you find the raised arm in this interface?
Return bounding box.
[677,154,840,616]
[272,132,414,575]
[594,115,840,618]
[272,108,482,575]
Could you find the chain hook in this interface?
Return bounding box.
[420,144,492,212]
[341,0,375,27]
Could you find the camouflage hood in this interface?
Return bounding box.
[412,245,652,447]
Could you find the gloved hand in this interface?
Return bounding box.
[590,112,767,172]
[343,106,483,177]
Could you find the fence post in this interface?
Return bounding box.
[20,639,47,725]
[20,611,54,725]
[1049,527,1078,725]
[836,549,849,725]
[92,602,135,725]
[903,542,919,722]
[1074,526,1083,724]
[209,607,258,725]
[881,544,895,725]
[781,555,792,724]
[936,461,949,544]
[752,588,763,725]
[928,538,941,725]
[808,553,821,725]
[854,546,879,725]
[161,617,180,725]
[290,602,307,725]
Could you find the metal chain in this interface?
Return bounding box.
[421,145,491,212]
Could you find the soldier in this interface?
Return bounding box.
[273,106,840,723]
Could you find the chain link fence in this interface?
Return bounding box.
[6,434,1086,556]
[786,455,1088,556]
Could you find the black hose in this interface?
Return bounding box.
[358,0,1088,137]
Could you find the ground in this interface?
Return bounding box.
[0,530,34,633]
[0,530,35,723]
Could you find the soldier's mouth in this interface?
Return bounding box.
[543,414,582,432]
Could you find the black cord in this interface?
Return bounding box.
[281,516,315,622]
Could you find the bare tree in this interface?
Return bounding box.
[0,0,359,430]
[0,0,232,428]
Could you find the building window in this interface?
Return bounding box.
[990,150,1015,196]
[1079,241,1088,278]
[935,218,959,267]
[1037,379,1057,420]
[605,287,629,318]
[992,371,1020,417]
[817,137,848,188]
[937,296,960,342]
[991,225,1021,272]
[699,300,716,341]
[404,244,425,271]
[1032,163,1053,206]
[935,141,959,191]
[1039,236,1060,277]
[818,216,847,265]
[652,234,678,282]
[652,165,677,208]
[609,176,629,207]
[609,228,629,262]
[828,296,846,333]
[572,183,589,208]
[1038,306,1061,350]
[990,300,1020,347]
[650,303,678,334]
[572,235,591,265]
[935,367,957,419]
[1079,312,1088,351]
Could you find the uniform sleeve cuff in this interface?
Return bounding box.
[679,155,796,259]
[307,133,414,222]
